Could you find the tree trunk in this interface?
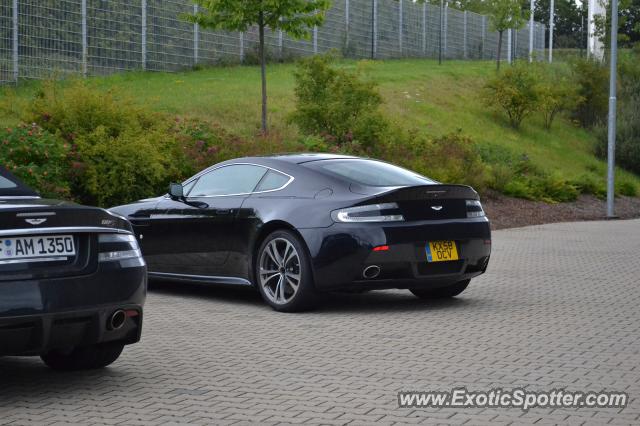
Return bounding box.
[496,30,503,71]
[259,12,268,134]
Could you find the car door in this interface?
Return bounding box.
[142,164,268,277]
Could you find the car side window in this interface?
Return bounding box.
[188,165,267,197]
[255,170,290,192]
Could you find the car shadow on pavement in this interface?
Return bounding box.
[149,280,473,313]
[149,280,265,306]
[0,355,134,387]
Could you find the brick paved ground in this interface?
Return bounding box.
[1,219,639,425]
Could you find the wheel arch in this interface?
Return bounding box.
[249,220,315,287]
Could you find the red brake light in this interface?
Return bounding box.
[373,245,390,252]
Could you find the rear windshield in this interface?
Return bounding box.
[306,159,435,187]
[0,175,17,189]
[0,168,38,197]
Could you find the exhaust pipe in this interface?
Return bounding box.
[108,310,127,331]
[362,265,381,279]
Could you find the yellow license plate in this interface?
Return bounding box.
[426,241,459,262]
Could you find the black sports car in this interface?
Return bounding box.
[0,168,146,370]
[111,154,491,312]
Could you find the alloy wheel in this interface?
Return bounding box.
[259,238,301,305]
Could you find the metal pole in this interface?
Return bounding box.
[422,2,427,56]
[606,0,619,218]
[439,0,443,64]
[313,26,318,54]
[463,11,467,59]
[549,0,554,62]
[443,2,448,59]
[529,0,535,62]
[278,30,283,59]
[398,0,403,55]
[81,0,87,76]
[193,4,199,65]
[482,15,486,60]
[508,29,512,63]
[141,0,147,70]
[12,0,18,82]
[345,0,349,48]
[372,0,377,59]
[239,32,244,62]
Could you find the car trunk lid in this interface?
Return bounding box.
[358,184,479,221]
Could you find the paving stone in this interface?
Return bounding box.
[1,219,639,425]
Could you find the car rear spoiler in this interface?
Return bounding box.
[360,184,480,205]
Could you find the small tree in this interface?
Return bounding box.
[536,69,579,130]
[186,0,331,134]
[487,0,529,70]
[484,62,540,129]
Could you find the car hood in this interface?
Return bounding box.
[0,197,132,233]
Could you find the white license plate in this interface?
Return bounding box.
[0,235,76,263]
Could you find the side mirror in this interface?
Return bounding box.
[168,183,184,200]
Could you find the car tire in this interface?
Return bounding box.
[410,279,470,299]
[255,230,317,312]
[40,342,125,371]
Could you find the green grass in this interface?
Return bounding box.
[2,58,638,189]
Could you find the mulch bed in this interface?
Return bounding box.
[481,191,640,230]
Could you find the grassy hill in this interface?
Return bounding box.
[2,58,639,195]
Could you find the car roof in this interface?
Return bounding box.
[252,153,360,164]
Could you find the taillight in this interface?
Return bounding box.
[331,203,404,223]
[98,233,142,262]
[466,200,485,218]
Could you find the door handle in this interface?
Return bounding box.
[215,209,232,215]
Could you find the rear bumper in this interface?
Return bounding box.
[0,261,146,356]
[300,217,491,291]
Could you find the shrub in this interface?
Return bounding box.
[569,58,609,128]
[594,49,640,175]
[617,180,638,197]
[503,174,579,203]
[0,123,71,198]
[483,62,540,129]
[290,54,389,149]
[22,80,181,206]
[571,174,606,199]
[535,65,579,130]
[378,131,491,192]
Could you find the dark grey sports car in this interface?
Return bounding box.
[0,167,146,370]
[111,154,491,312]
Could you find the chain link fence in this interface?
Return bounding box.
[0,0,546,84]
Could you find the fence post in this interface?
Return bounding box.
[529,0,534,62]
[313,26,318,54]
[422,2,427,56]
[372,0,377,59]
[278,30,283,59]
[507,29,512,64]
[12,0,18,82]
[345,0,349,48]
[398,0,403,55]
[239,32,244,63]
[141,0,147,70]
[463,11,467,59]
[443,2,447,59]
[193,4,199,65]
[481,15,485,60]
[81,0,87,76]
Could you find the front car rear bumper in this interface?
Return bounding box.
[0,260,146,356]
[300,217,491,290]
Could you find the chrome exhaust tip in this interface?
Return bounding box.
[108,310,127,331]
[362,265,381,279]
